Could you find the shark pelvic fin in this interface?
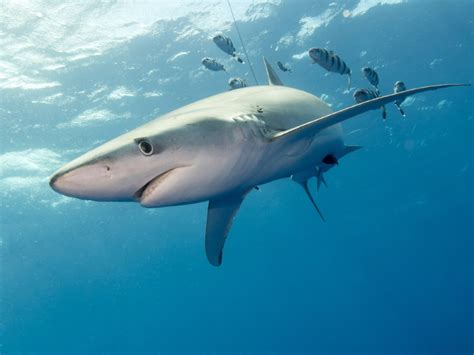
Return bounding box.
[205,191,250,266]
[316,167,328,191]
[297,180,325,222]
[270,83,470,143]
[315,145,360,191]
[263,57,284,86]
[342,145,363,157]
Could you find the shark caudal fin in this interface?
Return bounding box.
[263,57,284,86]
[270,83,470,143]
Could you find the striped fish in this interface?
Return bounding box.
[394,81,407,117]
[362,67,379,89]
[213,34,244,63]
[309,47,352,89]
[353,88,387,119]
[277,61,292,73]
[228,77,247,90]
[202,57,226,72]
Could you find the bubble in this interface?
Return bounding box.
[342,9,351,18]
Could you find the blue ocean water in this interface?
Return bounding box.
[1,0,473,353]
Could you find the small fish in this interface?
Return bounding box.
[362,67,379,89]
[309,47,352,89]
[394,81,407,117]
[353,88,378,102]
[353,88,387,119]
[277,61,292,73]
[202,57,226,72]
[213,34,244,63]
[228,77,247,90]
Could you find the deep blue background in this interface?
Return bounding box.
[1,0,473,353]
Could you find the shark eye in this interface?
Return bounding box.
[137,139,153,156]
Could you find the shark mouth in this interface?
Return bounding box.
[134,168,177,203]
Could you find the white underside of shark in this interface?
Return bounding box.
[50,58,468,266]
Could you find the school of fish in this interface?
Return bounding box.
[201,33,409,117]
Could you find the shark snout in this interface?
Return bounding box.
[49,172,60,191]
[49,165,72,194]
[50,164,98,197]
[49,162,126,201]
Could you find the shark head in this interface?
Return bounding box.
[49,114,237,207]
[49,129,181,204]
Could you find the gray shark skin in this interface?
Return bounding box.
[50,58,469,266]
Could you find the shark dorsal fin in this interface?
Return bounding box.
[263,57,284,86]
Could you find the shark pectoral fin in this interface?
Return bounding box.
[297,180,325,222]
[270,83,470,143]
[263,57,284,86]
[205,192,248,266]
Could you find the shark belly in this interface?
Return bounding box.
[253,123,345,185]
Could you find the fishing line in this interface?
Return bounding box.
[226,0,259,85]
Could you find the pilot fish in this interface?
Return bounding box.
[394,81,407,117]
[277,61,292,73]
[353,88,387,119]
[213,34,244,63]
[362,67,379,90]
[309,47,352,89]
[228,77,247,90]
[202,57,226,72]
